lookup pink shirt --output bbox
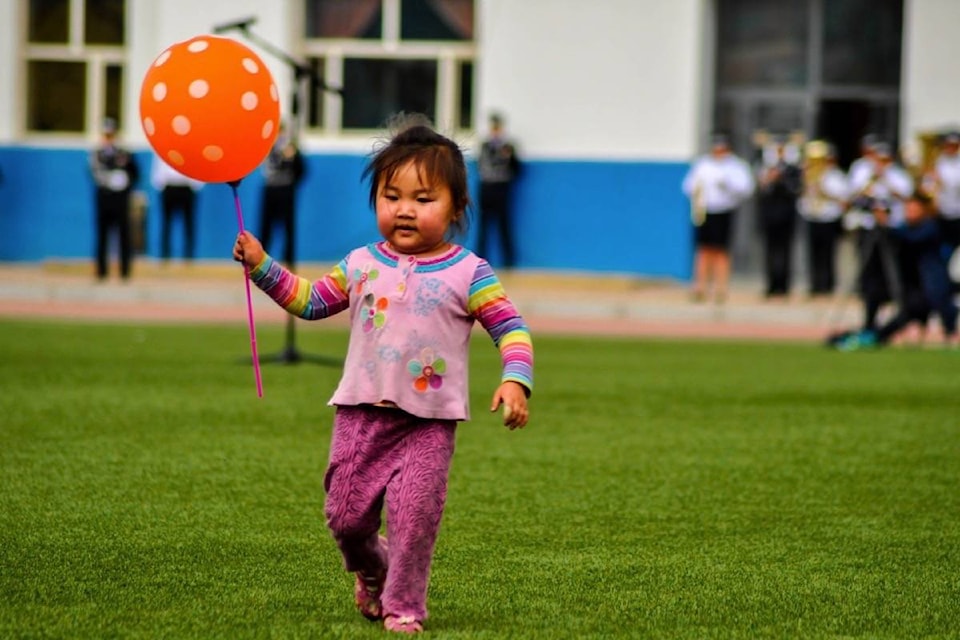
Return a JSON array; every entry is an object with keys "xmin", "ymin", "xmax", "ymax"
[{"xmin": 249, "ymin": 242, "xmax": 534, "ymax": 421}]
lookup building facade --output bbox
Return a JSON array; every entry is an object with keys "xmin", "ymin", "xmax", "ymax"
[{"xmin": 0, "ymin": 0, "xmax": 958, "ymax": 280}]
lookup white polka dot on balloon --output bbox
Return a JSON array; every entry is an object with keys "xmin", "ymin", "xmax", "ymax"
[
  {"xmin": 188, "ymin": 40, "xmax": 209, "ymax": 53},
  {"xmin": 203, "ymin": 146, "xmax": 224, "ymax": 161},
  {"xmin": 172, "ymin": 115, "xmax": 191, "ymax": 135},
  {"xmin": 242, "ymin": 58, "xmax": 259, "ymax": 74},
  {"xmin": 152, "ymin": 83, "xmax": 167, "ymax": 101},
  {"xmin": 241, "ymin": 92, "xmax": 258, "ymax": 110},
  {"xmin": 188, "ymin": 79, "xmax": 209, "ymax": 98}
]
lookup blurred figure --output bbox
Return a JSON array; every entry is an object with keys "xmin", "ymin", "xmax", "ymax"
[
  {"xmin": 755, "ymin": 135, "xmax": 803, "ymax": 298},
  {"xmin": 682, "ymin": 133, "xmax": 755, "ymax": 303},
  {"xmin": 151, "ymin": 155, "xmax": 203, "ymax": 263},
  {"xmin": 846, "ymin": 141, "xmax": 914, "ymax": 333},
  {"xmin": 930, "ymin": 131, "xmax": 960, "ymax": 289},
  {"xmin": 477, "ymin": 112, "xmax": 521, "ymax": 268},
  {"xmin": 259, "ymin": 122, "xmax": 305, "ymax": 266},
  {"xmin": 832, "ymin": 190, "xmax": 957, "ymax": 350},
  {"xmin": 89, "ymin": 117, "xmax": 139, "ymax": 280},
  {"xmin": 799, "ymin": 142, "xmax": 849, "ymax": 296}
]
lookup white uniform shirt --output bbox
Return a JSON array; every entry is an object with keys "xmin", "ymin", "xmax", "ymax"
[
  {"xmin": 848, "ymin": 162, "xmax": 914, "ymax": 228},
  {"xmin": 682, "ymin": 154, "xmax": 755, "ymax": 214},
  {"xmin": 934, "ymin": 153, "xmax": 960, "ymax": 218},
  {"xmin": 799, "ymin": 166, "xmax": 849, "ymax": 222},
  {"xmin": 150, "ymin": 156, "xmax": 203, "ymax": 191}
]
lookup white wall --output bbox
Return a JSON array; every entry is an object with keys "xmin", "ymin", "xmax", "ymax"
[
  {"xmin": 902, "ymin": 0, "xmax": 960, "ymax": 137},
  {"xmin": 126, "ymin": 0, "xmax": 295, "ymax": 146},
  {"xmin": 477, "ymin": 0, "xmax": 705, "ymax": 161},
  {"xmin": 0, "ymin": 1, "xmax": 22, "ymax": 142}
]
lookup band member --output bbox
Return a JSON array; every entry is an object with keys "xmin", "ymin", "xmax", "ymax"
[
  {"xmin": 681, "ymin": 133, "xmax": 755, "ymax": 303},
  {"xmin": 931, "ymin": 131, "xmax": 960, "ymax": 286},
  {"xmin": 89, "ymin": 117, "xmax": 139, "ymax": 280},
  {"xmin": 151, "ymin": 155, "xmax": 203, "ymax": 262},
  {"xmin": 846, "ymin": 141, "xmax": 914, "ymax": 332},
  {"xmin": 756, "ymin": 135, "xmax": 803, "ymax": 298},
  {"xmin": 799, "ymin": 142, "xmax": 849, "ymax": 296},
  {"xmin": 259, "ymin": 121, "xmax": 306, "ymax": 267}
]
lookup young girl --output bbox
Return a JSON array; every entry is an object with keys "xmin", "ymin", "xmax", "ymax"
[{"xmin": 232, "ymin": 114, "xmax": 534, "ymax": 634}]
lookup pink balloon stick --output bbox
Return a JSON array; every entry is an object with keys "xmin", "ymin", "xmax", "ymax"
[{"xmin": 230, "ymin": 183, "xmax": 264, "ymax": 398}]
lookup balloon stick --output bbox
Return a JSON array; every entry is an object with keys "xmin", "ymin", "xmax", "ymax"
[{"xmin": 230, "ymin": 180, "xmax": 264, "ymax": 398}]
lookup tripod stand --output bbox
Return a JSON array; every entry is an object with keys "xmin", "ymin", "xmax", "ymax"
[
  {"xmin": 828, "ymin": 222, "xmax": 903, "ymax": 330},
  {"xmin": 221, "ymin": 18, "xmax": 341, "ymax": 366}
]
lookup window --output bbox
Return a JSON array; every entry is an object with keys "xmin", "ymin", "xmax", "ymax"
[
  {"xmin": 25, "ymin": 0, "xmax": 127, "ymax": 134},
  {"xmin": 302, "ymin": 0, "xmax": 475, "ymax": 134}
]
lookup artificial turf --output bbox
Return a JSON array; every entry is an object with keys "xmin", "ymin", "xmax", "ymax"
[{"xmin": 1, "ymin": 319, "xmax": 958, "ymax": 639}]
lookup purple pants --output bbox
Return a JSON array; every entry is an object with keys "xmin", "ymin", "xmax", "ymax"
[{"xmin": 324, "ymin": 405, "xmax": 457, "ymax": 621}]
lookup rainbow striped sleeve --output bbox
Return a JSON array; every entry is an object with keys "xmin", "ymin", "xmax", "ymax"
[
  {"xmin": 249, "ymin": 255, "xmax": 350, "ymax": 320},
  {"xmin": 467, "ymin": 260, "xmax": 534, "ymax": 393}
]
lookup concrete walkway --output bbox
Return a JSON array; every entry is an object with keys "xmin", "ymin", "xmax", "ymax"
[{"xmin": 0, "ymin": 259, "xmax": 867, "ymax": 342}]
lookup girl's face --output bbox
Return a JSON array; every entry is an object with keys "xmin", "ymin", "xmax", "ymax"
[{"xmin": 376, "ymin": 160, "xmax": 457, "ymax": 256}]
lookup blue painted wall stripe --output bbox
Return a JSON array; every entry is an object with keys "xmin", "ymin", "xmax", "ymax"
[{"xmin": 0, "ymin": 147, "xmax": 692, "ymax": 279}]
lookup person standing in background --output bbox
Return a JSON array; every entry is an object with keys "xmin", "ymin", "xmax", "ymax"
[
  {"xmin": 477, "ymin": 112, "xmax": 521, "ymax": 269},
  {"xmin": 798, "ymin": 142, "xmax": 849, "ymax": 297},
  {"xmin": 681, "ymin": 133, "xmax": 755, "ymax": 304},
  {"xmin": 755, "ymin": 135, "xmax": 803, "ymax": 299},
  {"xmin": 259, "ymin": 121, "xmax": 305, "ymax": 267},
  {"xmin": 151, "ymin": 154, "xmax": 203, "ymax": 263},
  {"xmin": 90, "ymin": 117, "xmax": 139, "ymax": 281},
  {"xmin": 929, "ymin": 131, "xmax": 960, "ymax": 290}
]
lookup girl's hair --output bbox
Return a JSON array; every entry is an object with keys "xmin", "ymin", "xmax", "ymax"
[{"xmin": 363, "ymin": 113, "xmax": 470, "ymax": 238}]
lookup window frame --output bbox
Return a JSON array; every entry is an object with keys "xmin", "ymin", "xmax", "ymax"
[
  {"xmin": 22, "ymin": 0, "xmax": 128, "ymax": 141},
  {"xmin": 300, "ymin": 0, "xmax": 476, "ymax": 140}
]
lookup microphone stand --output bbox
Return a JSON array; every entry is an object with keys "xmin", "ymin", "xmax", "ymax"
[{"xmin": 225, "ymin": 20, "xmax": 342, "ymax": 366}]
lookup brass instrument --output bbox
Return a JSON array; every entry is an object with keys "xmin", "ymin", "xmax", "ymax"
[
  {"xmin": 801, "ymin": 139, "xmax": 832, "ymax": 219},
  {"xmin": 690, "ymin": 183, "xmax": 706, "ymax": 226},
  {"xmin": 910, "ymin": 130, "xmax": 942, "ymax": 202}
]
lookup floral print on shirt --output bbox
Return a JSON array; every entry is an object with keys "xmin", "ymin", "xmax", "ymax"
[{"xmin": 408, "ymin": 347, "xmax": 445, "ymax": 392}]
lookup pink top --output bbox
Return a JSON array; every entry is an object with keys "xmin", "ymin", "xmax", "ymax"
[{"xmin": 249, "ymin": 242, "xmax": 534, "ymax": 420}]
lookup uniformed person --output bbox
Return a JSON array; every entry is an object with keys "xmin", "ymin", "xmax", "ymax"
[
  {"xmin": 477, "ymin": 112, "xmax": 521, "ymax": 269},
  {"xmin": 259, "ymin": 122, "xmax": 305, "ymax": 267},
  {"xmin": 681, "ymin": 133, "xmax": 755, "ymax": 303},
  {"xmin": 151, "ymin": 154, "xmax": 203, "ymax": 262},
  {"xmin": 90, "ymin": 117, "xmax": 140, "ymax": 280},
  {"xmin": 931, "ymin": 131, "xmax": 960, "ymax": 287},
  {"xmin": 756, "ymin": 135, "xmax": 803, "ymax": 298},
  {"xmin": 798, "ymin": 142, "xmax": 849, "ymax": 296}
]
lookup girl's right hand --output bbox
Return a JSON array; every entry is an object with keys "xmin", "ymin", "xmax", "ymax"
[{"xmin": 233, "ymin": 231, "xmax": 265, "ymax": 268}]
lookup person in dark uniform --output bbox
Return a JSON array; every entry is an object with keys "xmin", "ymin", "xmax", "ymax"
[
  {"xmin": 259, "ymin": 122, "xmax": 305, "ymax": 266},
  {"xmin": 477, "ymin": 112, "xmax": 521, "ymax": 268},
  {"xmin": 89, "ymin": 117, "xmax": 139, "ymax": 280},
  {"xmin": 151, "ymin": 154, "xmax": 203, "ymax": 262},
  {"xmin": 756, "ymin": 135, "xmax": 803, "ymax": 298}
]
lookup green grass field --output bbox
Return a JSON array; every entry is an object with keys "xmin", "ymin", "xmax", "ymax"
[{"xmin": 1, "ymin": 319, "xmax": 958, "ymax": 639}]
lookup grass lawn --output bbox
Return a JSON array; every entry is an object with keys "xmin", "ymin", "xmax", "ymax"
[{"xmin": 1, "ymin": 319, "xmax": 958, "ymax": 639}]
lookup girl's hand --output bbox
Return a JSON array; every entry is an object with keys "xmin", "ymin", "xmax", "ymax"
[
  {"xmin": 490, "ymin": 381, "xmax": 529, "ymax": 430},
  {"xmin": 233, "ymin": 231, "xmax": 265, "ymax": 268}
]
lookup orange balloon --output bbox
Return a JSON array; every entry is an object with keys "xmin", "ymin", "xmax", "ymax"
[{"xmin": 139, "ymin": 35, "xmax": 281, "ymax": 183}]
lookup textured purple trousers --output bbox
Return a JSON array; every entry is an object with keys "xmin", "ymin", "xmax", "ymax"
[{"xmin": 324, "ymin": 405, "xmax": 457, "ymax": 621}]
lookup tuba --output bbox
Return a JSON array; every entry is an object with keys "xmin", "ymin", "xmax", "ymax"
[
  {"xmin": 909, "ymin": 130, "xmax": 943, "ymax": 203},
  {"xmin": 801, "ymin": 139, "xmax": 832, "ymax": 219}
]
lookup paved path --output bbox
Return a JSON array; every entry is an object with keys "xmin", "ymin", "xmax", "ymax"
[{"xmin": 0, "ymin": 260, "xmax": 869, "ymax": 342}]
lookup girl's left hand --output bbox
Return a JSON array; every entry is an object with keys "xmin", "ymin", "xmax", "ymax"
[{"xmin": 490, "ymin": 381, "xmax": 529, "ymax": 430}]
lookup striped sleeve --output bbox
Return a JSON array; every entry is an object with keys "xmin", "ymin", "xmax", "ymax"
[
  {"xmin": 249, "ymin": 255, "xmax": 350, "ymax": 320},
  {"xmin": 467, "ymin": 260, "xmax": 534, "ymax": 394}
]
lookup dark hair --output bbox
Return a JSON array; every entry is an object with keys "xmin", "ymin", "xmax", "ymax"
[{"xmin": 362, "ymin": 113, "xmax": 470, "ymax": 238}]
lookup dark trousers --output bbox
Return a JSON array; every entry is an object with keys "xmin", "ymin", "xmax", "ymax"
[
  {"xmin": 806, "ymin": 220, "xmax": 840, "ymax": 294},
  {"xmin": 95, "ymin": 192, "xmax": 132, "ymax": 279},
  {"xmin": 259, "ymin": 185, "xmax": 296, "ymax": 266},
  {"xmin": 160, "ymin": 186, "xmax": 196, "ymax": 260},
  {"xmin": 477, "ymin": 182, "xmax": 515, "ymax": 268},
  {"xmin": 763, "ymin": 223, "xmax": 795, "ymax": 296},
  {"xmin": 914, "ymin": 239, "xmax": 958, "ymax": 336}
]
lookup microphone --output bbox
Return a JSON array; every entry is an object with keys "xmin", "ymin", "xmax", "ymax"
[{"xmin": 212, "ymin": 16, "xmax": 257, "ymax": 34}]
